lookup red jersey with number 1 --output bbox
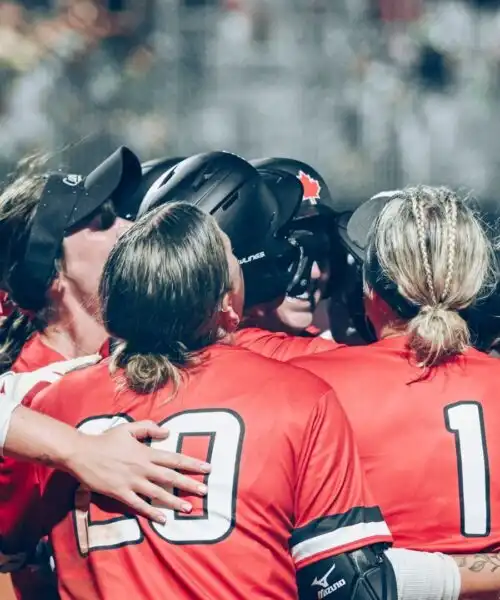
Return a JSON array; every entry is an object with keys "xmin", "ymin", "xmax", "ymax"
[
  {"xmin": 15, "ymin": 344, "xmax": 391, "ymax": 600},
  {"xmin": 290, "ymin": 336, "xmax": 500, "ymax": 553}
]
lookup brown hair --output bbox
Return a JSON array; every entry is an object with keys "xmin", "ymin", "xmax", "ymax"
[
  {"xmin": 0, "ymin": 156, "xmax": 52, "ymax": 372},
  {"xmin": 100, "ymin": 202, "xmax": 232, "ymax": 394}
]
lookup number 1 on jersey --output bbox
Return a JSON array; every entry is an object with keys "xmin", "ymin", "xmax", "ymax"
[{"xmin": 444, "ymin": 401, "xmax": 490, "ymax": 537}]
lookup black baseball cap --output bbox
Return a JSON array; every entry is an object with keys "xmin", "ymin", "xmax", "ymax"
[
  {"xmin": 337, "ymin": 190, "xmax": 421, "ymax": 319},
  {"xmin": 8, "ymin": 146, "xmax": 142, "ymax": 311},
  {"xmin": 337, "ymin": 190, "xmax": 401, "ymax": 263}
]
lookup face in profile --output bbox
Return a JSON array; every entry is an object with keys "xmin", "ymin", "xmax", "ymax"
[
  {"xmin": 246, "ymin": 230, "xmax": 332, "ymax": 335},
  {"xmin": 60, "ymin": 201, "xmax": 132, "ymax": 310},
  {"xmin": 276, "ymin": 255, "xmax": 330, "ymax": 333}
]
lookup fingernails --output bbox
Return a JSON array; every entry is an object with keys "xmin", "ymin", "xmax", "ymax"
[
  {"xmin": 200, "ymin": 463, "xmax": 211, "ymax": 473},
  {"xmin": 181, "ymin": 503, "xmax": 192, "ymax": 514},
  {"xmin": 153, "ymin": 513, "xmax": 167, "ymax": 524},
  {"xmin": 197, "ymin": 484, "xmax": 208, "ymax": 495}
]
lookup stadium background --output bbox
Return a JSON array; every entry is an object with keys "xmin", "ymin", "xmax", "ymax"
[{"xmin": 1, "ymin": 0, "xmax": 500, "ymax": 597}]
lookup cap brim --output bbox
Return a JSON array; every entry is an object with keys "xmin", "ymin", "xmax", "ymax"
[
  {"xmin": 118, "ymin": 156, "xmax": 187, "ymax": 221},
  {"xmin": 67, "ymin": 146, "xmax": 142, "ymax": 228},
  {"xmin": 337, "ymin": 194, "xmax": 395, "ymax": 262}
]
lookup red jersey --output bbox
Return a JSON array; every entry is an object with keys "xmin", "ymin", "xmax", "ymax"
[
  {"xmin": 0, "ymin": 335, "xmax": 64, "ymax": 600},
  {"xmin": 234, "ymin": 326, "xmax": 341, "ymax": 361},
  {"xmin": 290, "ymin": 336, "xmax": 500, "ymax": 553},
  {"xmin": 14, "ymin": 344, "xmax": 391, "ymax": 600}
]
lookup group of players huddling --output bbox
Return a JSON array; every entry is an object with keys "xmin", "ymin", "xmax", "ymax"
[{"xmin": 1, "ymin": 147, "xmax": 500, "ymax": 600}]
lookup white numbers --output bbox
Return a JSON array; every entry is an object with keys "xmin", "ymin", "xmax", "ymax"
[
  {"xmin": 73, "ymin": 410, "xmax": 244, "ymax": 555},
  {"xmin": 151, "ymin": 410, "xmax": 243, "ymax": 543},
  {"xmin": 444, "ymin": 402, "xmax": 490, "ymax": 537},
  {"xmin": 74, "ymin": 416, "xmax": 142, "ymax": 556}
]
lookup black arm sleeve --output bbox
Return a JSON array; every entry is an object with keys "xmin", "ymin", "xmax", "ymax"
[{"xmin": 297, "ymin": 544, "xmax": 397, "ymax": 600}]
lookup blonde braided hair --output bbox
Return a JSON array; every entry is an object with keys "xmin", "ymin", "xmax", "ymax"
[{"xmin": 370, "ymin": 186, "xmax": 495, "ymax": 367}]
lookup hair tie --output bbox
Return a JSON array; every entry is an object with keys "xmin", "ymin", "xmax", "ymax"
[{"xmin": 421, "ymin": 303, "xmax": 447, "ymax": 315}]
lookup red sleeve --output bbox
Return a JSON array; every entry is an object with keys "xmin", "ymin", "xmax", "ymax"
[
  {"xmin": 291, "ymin": 390, "xmax": 392, "ymax": 569},
  {"xmin": 234, "ymin": 327, "xmax": 340, "ymax": 361},
  {"xmin": 0, "ymin": 378, "xmax": 54, "ymax": 541}
]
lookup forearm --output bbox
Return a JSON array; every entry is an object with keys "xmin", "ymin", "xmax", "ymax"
[
  {"xmin": 388, "ymin": 548, "xmax": 500, "ymax": 600},
  {"xmin": 453, "ymin": 553, "xmax": 500, "ymax": 599},
  {"xmin": 3, "ymin": 405, "xmax": 76, "ymax": 470}
]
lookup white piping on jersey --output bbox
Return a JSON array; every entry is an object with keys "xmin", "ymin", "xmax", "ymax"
[{"xmin": 291, "ymin": 520, "xmax": 392, "ymax": 565}]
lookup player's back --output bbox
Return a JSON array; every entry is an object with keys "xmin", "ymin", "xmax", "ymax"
[
  {"xmin": 31, "ymin": 343, "xmax": 389, "ymax": 600},
  {"xmin": 291, "ymin": 335, "xmax": 500, "ymax": 553}
]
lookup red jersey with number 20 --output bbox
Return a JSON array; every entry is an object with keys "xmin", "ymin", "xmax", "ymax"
[
  {"xmin": 21, "ymin": 344, "xmax": 391, "ymax": 600},
  {"xmin": 291, "ymin": 336, "xmax": 500, "ymax": 553}
]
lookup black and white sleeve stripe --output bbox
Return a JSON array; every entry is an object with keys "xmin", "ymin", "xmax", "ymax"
[{"xmin": 290, "ymin": 506, "xmax": 391, "ymax": 566}]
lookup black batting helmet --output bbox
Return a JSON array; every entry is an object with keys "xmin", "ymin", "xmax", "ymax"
[
  {"xmin": 138, "ymin": 151, "xmax": 304, "ymax": 307},
  {"xmin": 118, "ymin": 156, "xmax": 185, "ymax": 221},
  {"xmin": 251, "ymin": 157, "xmax": 347, "ymax": 299},
  {"xmin": 251, "ymin": 157, "xmax": 336, "ymax": 226}
]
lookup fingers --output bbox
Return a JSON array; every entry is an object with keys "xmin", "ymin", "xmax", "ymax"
[
  {"xmin": 125, "ymin": 421, "xmax": 169, "ymax": 441},
  {"xmin": 134, "ymin": 481, "xmax": 194, "ymax": 515},
  {"xmin": 119, "ymin": 491, "xmax": 168, "ymax": 524},
  {"xmin": 145, "ymin": 464, "xmax": 208, "ymax": 496},
  {"xmin": 150, "ymin": 449, "xmax": 211, "ymax": 474},
  {"xmin": 126, "ymin": 423, "xmax": 212, "ymax": 474}
]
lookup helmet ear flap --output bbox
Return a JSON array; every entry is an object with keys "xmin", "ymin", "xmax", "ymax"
[{"xmin": 240, "ymin": 236, "xmax": 303, "ymax": 308}]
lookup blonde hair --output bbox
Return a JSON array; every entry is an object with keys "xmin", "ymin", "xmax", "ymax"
[
  {"xmin": 368, "ymin": 186, "xmax": 496, "ymax": 367},
  {"xmin": 101, "ymin": 202, "xmax": 232, "ymax": 395}
]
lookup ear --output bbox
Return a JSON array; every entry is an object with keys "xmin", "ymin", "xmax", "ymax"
[
  {"xmin": 220, "ymin": 291, "xmax": 240, "ymax": 333},
  {"xmin": 46, "ymin": 270, "xmax": 65, "ymax": 303}
]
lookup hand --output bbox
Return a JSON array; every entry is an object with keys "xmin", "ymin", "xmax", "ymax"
[{"xmin": 64, "ymin": 420, "xmax": 211, "ymax": 524}]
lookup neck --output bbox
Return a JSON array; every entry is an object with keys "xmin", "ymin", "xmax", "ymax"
[
  {"xmin": 375, "ymin": 320, "xmax": 408, "ymax": 340},
  {"xmin": 40, "ymin": 299, "xmax": 107, "ymax": 360}
]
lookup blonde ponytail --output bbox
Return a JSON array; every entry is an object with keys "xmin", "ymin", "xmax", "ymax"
[
  {"xmin": 111, "ymin": 341, "xmax": 200, "ymax": 395},
  {"xmin": 407, "ymin": 306, "xmax": 469, "ymax": 367}
]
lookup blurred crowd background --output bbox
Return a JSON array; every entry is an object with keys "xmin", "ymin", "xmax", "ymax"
[{"xmin": 1, "ymin": 0, "xmax": 500, "ymax": 208}]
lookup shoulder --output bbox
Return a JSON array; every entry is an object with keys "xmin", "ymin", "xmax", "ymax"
[
  {"xmin": 30, "ymin": 360, "xmax": 110, "ymax": 420},
  {"xmin": 233, "ymin": 327, "xmax": 339, "ymax": 360},
  {"xmin": 212, "ymin": 344, "xmax": 335, "ymax": 405},
  {"xmin": 290, "ymin": 342, "xmax": 372, "ymax": 369}
]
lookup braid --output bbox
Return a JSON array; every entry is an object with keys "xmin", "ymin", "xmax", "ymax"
[
  {"xmin": 442, "ymin": 191, "xmax": 458, "ymax": 301},
  {"xmin": 411, "ymin": 192, "xmax": 437, "ymax": 304},
  {"xmin": 370, "ymin": 185, "xmax": 493, "ymax": 367}
]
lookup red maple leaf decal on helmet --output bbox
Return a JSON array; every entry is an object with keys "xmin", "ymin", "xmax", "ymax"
[{"xmin": 297, "ymin": 170, "xmax": 321, "ymax": 203}]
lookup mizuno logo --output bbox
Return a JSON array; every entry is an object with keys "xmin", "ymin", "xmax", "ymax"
[
  {"xmin": 312, "ymin": 563, "xmax": 336, "ymax": 589},
  {"xmin": 312, "ymin": 563, "xmax": 346, "ymax": 599}
]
